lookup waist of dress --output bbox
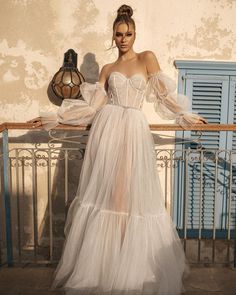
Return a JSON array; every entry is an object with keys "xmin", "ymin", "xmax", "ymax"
[{"xmin": 106, "ymin": 103, "xmax": 141, "ymax": 111}]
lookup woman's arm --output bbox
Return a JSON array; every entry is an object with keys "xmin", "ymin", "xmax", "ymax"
[
  {"xmin": 99, "ymin": 63, "xmax": 113, "ymax": 92},
  {"xmin": 28, "ymin": 67, "xmax": 109, "ymax": 130},
  {"xmin": 144, "ymin": 51, "xmax": 207, "ymax": 125},
  {"xmin": 144, "ymin": 50, "xmax": 161, "ymax": 74}
]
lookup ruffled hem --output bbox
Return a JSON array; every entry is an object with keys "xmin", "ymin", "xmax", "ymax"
[{"xmin": 51, "ymin": 203, "xmax": 188, "ymax": 295}]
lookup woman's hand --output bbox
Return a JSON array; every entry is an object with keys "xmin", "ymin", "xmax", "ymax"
[
  {"xmin": 27, "ymin": 117, "xmax": 42, "ymax": 127},
  {"xmin": 195, "ymin": 116, "xmax": 208, "ymax": 124}
]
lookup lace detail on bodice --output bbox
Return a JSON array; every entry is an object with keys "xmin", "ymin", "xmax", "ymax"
[{"xmin": 108, "ymin": 72, "xmax": 147, "ymax": 109}]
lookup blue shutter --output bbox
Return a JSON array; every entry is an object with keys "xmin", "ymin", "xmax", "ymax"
[
  {"xmin": 231, "ymin": 78, "xmax": 236, "ymax": 230},
  {"xmin": 225, "ymin": 77, "xmax": 236, "ymax": 231},
  {"xmin": 174, "ymin": 74, "xmax": 230, "ymax": 237}
]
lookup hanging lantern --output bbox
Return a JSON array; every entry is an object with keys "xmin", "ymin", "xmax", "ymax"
[{"xmin": 51, "ymin": 49, "xmax": 85, "ymax": 100}]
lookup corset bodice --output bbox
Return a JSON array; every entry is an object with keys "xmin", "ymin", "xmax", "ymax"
[{"xmin": 107, "ymin": 72, "xmax": 147, "ymax": 109}]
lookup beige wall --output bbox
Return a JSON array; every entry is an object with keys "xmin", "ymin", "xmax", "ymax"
[
  {"xmin": 0, "ymin": 0, "xmax": 236, "ymax": 124},
  {"xmin": 1, "ymin": 0, "xmax": 236, "ymax": 252}
]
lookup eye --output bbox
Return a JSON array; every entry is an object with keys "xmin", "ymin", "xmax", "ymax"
[
  {"xmin": 126, "ymin": 33, "xmax": 133, "ymax": 36},
  {"xmin": 115, "ymin": 32, "xmax": 122, "ymax": 37}
]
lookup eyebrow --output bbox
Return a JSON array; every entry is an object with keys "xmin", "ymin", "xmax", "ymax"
[{"xmin": 116, "ymin": 31, "xmax": 133, "ymax": 34}]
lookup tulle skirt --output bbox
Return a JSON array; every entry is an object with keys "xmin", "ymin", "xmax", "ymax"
[{"xmin": 50, "ymin": 104, "xmax": 188, "ymax": 295}]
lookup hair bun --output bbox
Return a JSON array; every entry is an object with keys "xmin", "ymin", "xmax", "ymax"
[{"xmin": 117, "ymin": 4, "xmax": 133, "ymax": 18}]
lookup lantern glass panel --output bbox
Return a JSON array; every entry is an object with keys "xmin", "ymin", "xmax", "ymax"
[
  {"xmin": 62, "ymin": 85, "xmax": 71, "ymax": 99},
  {"xmin": 71, "ymin": 86, "xmax": 79, "ymax": 98},
  {"xmin": 62, "ymin": 71, "xmax": 72, "ymax": 84},
  {"xmin": 54, "ymin": 70, "xmax": 63, "ymax": 84},
  {"xmin": 72, "ymin": 71, "xmax": 81, "ymax": 84},
  {"xmin": 54, "ymin": 85, "xmax": 62, "ymax": 97}
]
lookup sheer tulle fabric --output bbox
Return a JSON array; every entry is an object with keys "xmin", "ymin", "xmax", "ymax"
[
  {"xmin": 43, "ymin": 71, "xmax": 193, "ymax": 294},
  {"xmin": 51, "ymin": 104, "xmax": 188, "ymax": 295},
  {"xmin": 40, "ymin": 82, "xmax": 107, "ymax": 130},
  {"xmin": 146, "ymin": 71, "xmax": 202, "ymax": 128},
  {"xmin": 40, "ymin": 71, "xmax": 203, "ymax": 130}
]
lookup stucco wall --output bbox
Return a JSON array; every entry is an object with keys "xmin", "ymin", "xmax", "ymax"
[
  {"xmin": 0, "ymin": 0, "xmax": 236, "ymax": 124},
  {"xmin": 1, "ymin": 0, "xmax": 236, "ymax": 259}
]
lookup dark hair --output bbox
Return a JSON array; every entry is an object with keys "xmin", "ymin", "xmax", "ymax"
[
  {"xmin": 110, "ymin": 4, "xmax": 136, "ymax": 48},
  {"xmin": 113, "ymin": 5, "xmax": 135, "ymax": 31}
]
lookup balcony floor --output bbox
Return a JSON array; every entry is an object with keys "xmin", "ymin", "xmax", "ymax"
[{"xmin": 0, "ymin": 265, "xmax": 236, "ymax": 294}]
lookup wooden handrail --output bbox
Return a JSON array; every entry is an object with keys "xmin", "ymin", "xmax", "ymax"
[{"xmin": 0, "ymin": 122, "xmax": 236, "ymax": 132}]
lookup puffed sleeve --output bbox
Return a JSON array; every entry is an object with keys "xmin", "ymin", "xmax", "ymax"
[
  {"xmin": 146, "ymin": 71, "xmax": 205, "ymax": 129},
  {"xmin": 40, "ymin": 82, "xmax": 108, "ymax": 130}
]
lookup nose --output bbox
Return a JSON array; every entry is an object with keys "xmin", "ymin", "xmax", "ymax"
[{"xmin": 121, "ymin": 34, "xmax": 127, "ymax": 42}]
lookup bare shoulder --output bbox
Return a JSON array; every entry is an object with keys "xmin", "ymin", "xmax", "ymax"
[
  {"xmin": 99, "ymin": 62, "xmax": 114, "ymax": 84},
  {"xmin": 138, "ymin": 51, "xmax": 161, "ymax": 74},
  {"xmin": 100, "ymin": 63, "xmax": 114, "ymax": 77},
  {"xmin": 138, "ymin": 50, "xmax": 157, "ymax": 60}
]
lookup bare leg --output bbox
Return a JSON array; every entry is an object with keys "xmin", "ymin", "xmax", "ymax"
[{"xmin": 112, "ymin": 137, "xmax": 130, "ymax": 248}]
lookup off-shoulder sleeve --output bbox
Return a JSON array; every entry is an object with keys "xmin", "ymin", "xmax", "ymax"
[
  {"xmin": 146, "ymin": 71, "xmax": 205, "ymax": 129},
  {"xmin": 40, "ymin": 82, "xmax": 108, "ymax": 130}
]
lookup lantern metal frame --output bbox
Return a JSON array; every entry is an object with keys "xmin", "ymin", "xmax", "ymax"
[{"xmin": 51, "ymin": 49, "xmax": 85, "ymax": 100}]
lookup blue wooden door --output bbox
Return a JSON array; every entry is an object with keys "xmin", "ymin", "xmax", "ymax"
[
  {"xmin": 174, "ymin": 74, "xmax": 235, "ymax": 238},
  {"xmin": 225, "ymin": 76, "xmax": 236, "ymax": 234}
]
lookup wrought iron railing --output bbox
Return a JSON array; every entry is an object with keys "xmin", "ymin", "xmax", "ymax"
[{"xmin": 0, "ymin": 123, "xmax": 235, "ymax": 268}]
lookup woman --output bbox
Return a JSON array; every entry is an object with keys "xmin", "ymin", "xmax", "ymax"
[{"xmin": 34, "ymin": 4, "xmax": 207, "ymax": 295}]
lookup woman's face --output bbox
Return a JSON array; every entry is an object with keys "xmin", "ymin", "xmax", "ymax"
[{"xmin": 114, "ymin": 22, "xmax": 135, "ymax": 53}]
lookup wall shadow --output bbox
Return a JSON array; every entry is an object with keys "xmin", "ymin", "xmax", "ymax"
[{"xmin": 0, "ymin": 52, "xmax": 100, "ymax": 263}]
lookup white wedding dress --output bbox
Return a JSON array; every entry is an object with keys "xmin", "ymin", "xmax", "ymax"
[{"xmin": 41, "ymin": 70, "xmax": 201, "ymax": 295}]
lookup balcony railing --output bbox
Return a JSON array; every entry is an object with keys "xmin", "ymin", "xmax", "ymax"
[{"xmin": 0, "ymin": 122, "xmax": 236, "ymax": 268}]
